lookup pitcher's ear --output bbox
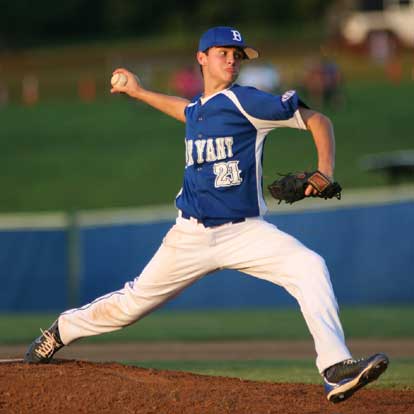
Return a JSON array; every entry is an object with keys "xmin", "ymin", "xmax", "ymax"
[{"xmin": 197, "ymin": 51, "xmax": 207, "ymax": 65}]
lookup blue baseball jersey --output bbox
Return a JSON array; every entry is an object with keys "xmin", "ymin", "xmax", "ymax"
[{"xmin": 175, "ymin": 84, "xmax": 307, "ymax": 227}]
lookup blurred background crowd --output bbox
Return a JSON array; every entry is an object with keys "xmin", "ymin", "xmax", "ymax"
[{"xmin": 1, "ymin": 0, "xmax": 413, "ymax": 108}]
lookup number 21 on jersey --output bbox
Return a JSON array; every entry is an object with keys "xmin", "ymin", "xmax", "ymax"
[{"xmin": 213, "ymin": 161, "xmax": 243, "ymax": 188}]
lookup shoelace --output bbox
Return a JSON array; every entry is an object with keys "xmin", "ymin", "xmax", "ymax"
[
  {"xmin": 343, "ymin": 357, "xmax": 364, "ymax": 366},
  {"xmin": 34, "ymin": 329, "xmax": 60, "ymax": 358}
]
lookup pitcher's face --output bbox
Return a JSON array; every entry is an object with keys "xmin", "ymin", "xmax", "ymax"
[{"xmin": 198, "ymin": 47, "xmax": 244, "ymax": 87}]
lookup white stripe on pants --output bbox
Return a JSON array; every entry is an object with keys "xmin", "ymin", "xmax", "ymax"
[{"xmin": 59, "ymin": 216, "xmax": 351, "ymax": 372}]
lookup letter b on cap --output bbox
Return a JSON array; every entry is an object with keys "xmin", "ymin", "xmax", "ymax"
[{"xmin": 231, "ymin": 30, "xmax": 242, "ymax": 41}]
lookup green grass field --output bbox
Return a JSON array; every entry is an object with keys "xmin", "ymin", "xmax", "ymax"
[
  {"xmin": 1, "ymin": 307, "xmax": 413, "ymax": 389},
  {"xmin": 1, "ymin": 80, "xmax": 413, "ymax": 213},
  {"xmin": 1, "ymin": 306, "xmax": 413, "ymax": 344}
]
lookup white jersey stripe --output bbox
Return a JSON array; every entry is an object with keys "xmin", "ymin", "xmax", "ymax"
[
  {"xmin": 255, "ymin": 129, "xmax": 268, "ymax": 215},
  {"xmin": 221, "ymin": 90, "xmax": 307, "ymax": 132}
]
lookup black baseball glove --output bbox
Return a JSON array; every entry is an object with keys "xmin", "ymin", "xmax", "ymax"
[{"xmin": 267, "ymin": 170, "xmax": 342, "ymax": 204}]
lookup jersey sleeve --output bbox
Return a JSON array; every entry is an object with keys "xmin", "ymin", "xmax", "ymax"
[
  {"xmin": 229, "ymin": 85, "xmax": 307, "ymax": 131},
  {"xmin": 184, "ymin": 94, "xmax": 201, "ymax": 117}
]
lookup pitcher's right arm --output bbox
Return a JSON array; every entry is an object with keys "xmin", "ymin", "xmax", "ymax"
[{"xmin": 110, "ymin": 68, "xmax": 190, "ymax": 123}]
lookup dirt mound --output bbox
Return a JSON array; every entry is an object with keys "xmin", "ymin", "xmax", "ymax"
[{"xmin": 0, "ymin": 360, "xmax": 412, "ymax": 414}]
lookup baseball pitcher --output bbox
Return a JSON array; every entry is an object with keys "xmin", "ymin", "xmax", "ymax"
[{"xmin": 24, "ymin": 26, "xmax": 388, "ymax": 404}]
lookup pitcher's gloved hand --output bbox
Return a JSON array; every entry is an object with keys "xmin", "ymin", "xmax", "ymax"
[{"xmin": 267, "ymin": 170, "xmax": 342, "ymax": 204}]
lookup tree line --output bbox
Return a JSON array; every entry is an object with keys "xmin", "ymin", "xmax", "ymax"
[{"xmin": 0, "ymin": 0, "xmax": 333, "ymax": 49}]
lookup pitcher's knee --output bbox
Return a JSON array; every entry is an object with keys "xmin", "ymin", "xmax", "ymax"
[
  {"xmin": 293, "ymin": 249, "xmax": 329, "ymax": 281},
  {"xmin": 309, "ymin": 251, "xmax": 328, "ymax": 272},
  {"xmin": 296, "ymin": 247, "xmax": 325, "ymax": 266}
]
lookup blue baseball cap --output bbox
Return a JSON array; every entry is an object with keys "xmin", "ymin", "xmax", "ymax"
[{"xmin": 198, "ymin": 26, "xmax": 259, "ymax": 60}]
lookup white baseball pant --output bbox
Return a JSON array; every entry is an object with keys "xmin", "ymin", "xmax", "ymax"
[{"xmin": 59, "ymin": 215, "xmax": 351, "ymax": 373}]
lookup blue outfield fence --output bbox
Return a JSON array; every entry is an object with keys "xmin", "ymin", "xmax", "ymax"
[
  {"xmin": 1, "ymin": 200, "xmax": 414, "ymax": 312},
  {"xmin": 0, "ymin": 229, "xmax": 68, "ymax": 310}
]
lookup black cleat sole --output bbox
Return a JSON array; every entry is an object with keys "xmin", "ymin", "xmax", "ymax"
[{"xmin": 330, "ymin": 355, "xmax": 389, "ymax": 404}]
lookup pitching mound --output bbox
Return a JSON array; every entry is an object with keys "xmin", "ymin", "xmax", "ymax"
[{"xmin": 0, "ymin": 360, "xmax": 412, "ymax": 414}]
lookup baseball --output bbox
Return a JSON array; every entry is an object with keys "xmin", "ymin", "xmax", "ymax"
[{"xmin": 111, "ymin": 73, "xmax": 128, "ymax": 87}]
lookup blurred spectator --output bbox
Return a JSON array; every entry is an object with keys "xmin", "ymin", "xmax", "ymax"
[
  {"xmin": 237, "ymin": 63, "xmax": 280, "ymax": 93},
  {"xmin": 368, "ymin": 31, "xmax": 396, "ymax": 65},
  {"xmin": 169, "ymin": 65, "xmax": 202, "ymax": 99},
  {"xmin": 22, "ymin": 74, "xmax": 39, "ymax": 105},
  {"xmin": 302, "ymin": 56, "xmax": 343, "ymax": 109}
]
